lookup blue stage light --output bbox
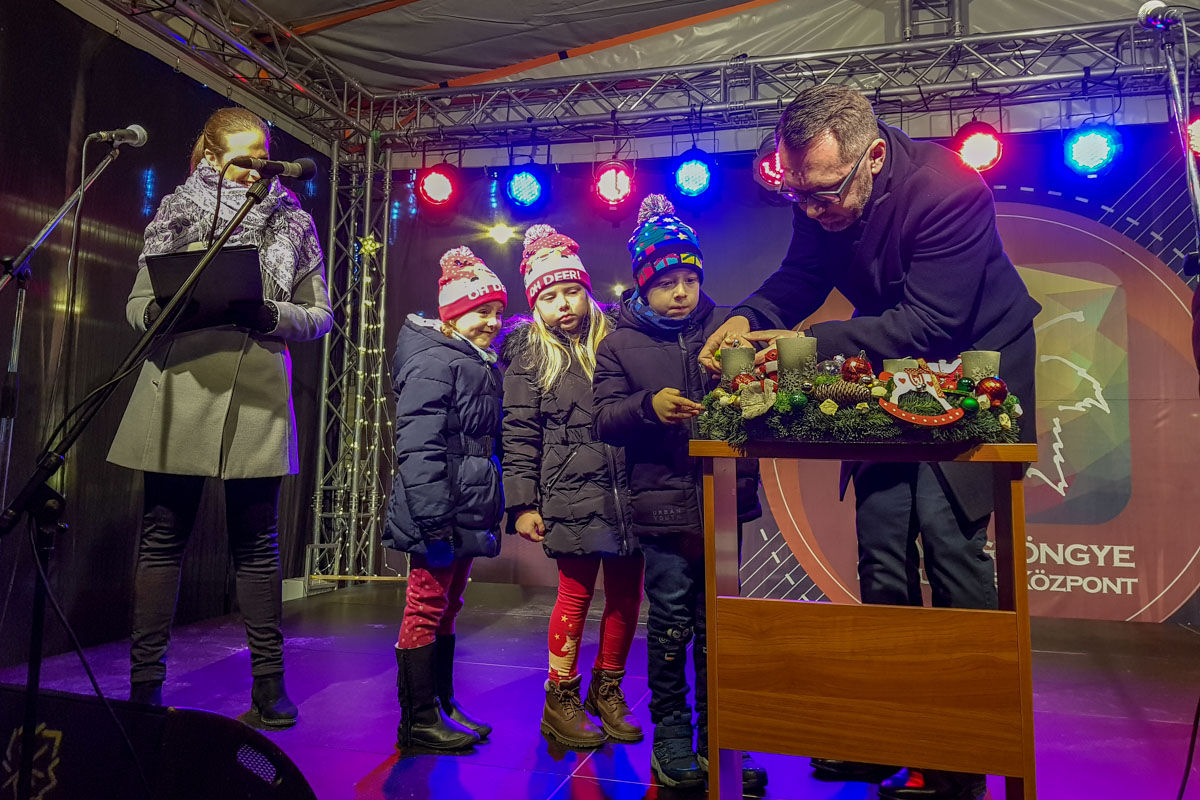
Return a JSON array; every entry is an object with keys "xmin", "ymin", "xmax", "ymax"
[
  {"xmin": 1065, "ymin": 123, "xmax": 1121, "ymax": 175},
  {"xmin": 674, "ymin": 149, "xmax": 712, "ymax": 196},
  {"xmin": 506, "ymin": 169, "xmax": 544, "ymax": 207}
]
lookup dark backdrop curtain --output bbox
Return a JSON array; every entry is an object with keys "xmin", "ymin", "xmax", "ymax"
[{"xmin": 0, "ymin": 1, "xmax": 329, "ymax": 666}]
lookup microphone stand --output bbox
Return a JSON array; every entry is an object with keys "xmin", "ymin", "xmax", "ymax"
[
  {"xmin": 1, "ymin": 178, "xmax": 271, "ymax": 800},
  {"xmin": 0, "ymin": 145, "xmax": 124, "ymax": 506},
  {"xmin": 1151, "ymin": 14, "xmax": 1200, "ymax": 274}
]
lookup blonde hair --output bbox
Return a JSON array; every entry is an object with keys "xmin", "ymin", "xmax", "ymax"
[
  {"xmin": 189, "ymin": 107, "xmax": 271, "ymax": 171},
  {"xmin": 524, "ymin": 294, "xmax": 611, "ymax": 392}
]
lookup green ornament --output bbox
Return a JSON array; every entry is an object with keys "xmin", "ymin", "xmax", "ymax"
[
  {"xmin": 957, "ymin": 377, "xmax": 975, "ymax": 392},
  {"xmin": 961, "ymin": 396, "xmax": 980, "ymax": 413},
  {"xmin": 793, "ymin": 392, "xmax": 808, "ymax": 407}
]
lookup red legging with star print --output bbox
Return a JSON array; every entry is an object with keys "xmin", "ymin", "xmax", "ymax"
[
  {"xmin": 397, "ymin": 555, "xmax": 473, "ymax": 649},
  {"xmin": 548, "ymin": 554, "xmax": 644, "ymax": 682}
]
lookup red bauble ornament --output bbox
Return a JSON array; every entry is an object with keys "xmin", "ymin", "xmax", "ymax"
[
  {"xmin": 975, "ymin": 376, "xmax": 1008, "ymax": 406},
  {"xmin": 841, "ymin": 352, "xmax": 875, "ymax": 383},
  {"xmin": 731, "ymin": 373, "xmax": 756, "ymax": 391}
]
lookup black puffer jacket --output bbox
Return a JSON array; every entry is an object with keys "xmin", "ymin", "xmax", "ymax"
[
  {"xmin": 500, "ymin": 313, "xmax": 635, "ymax": 558},
  {"xmin": 592, "ymin": 292, "xmax": 761, "ymax": 537},
  {"xmin": 383, "ymin": 315, "xmax": 503, "ymax": 560}
]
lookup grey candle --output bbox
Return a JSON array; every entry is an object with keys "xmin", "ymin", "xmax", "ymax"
[
  {"xmin": 883, "ymin": 357, "xmax": 920, "ymax": 374},
  {"xmin": 720, "ymin": 346, "xmax": 756, "ymax": 381},
  {"xmin": 777, "ymin": 336, "xmax": 817, "ymax": 372}
]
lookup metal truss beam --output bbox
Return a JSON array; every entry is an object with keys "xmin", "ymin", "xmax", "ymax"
[
  {"xmin": 58, "ymin": 0, "xmax": 372, "ymax": 152},
  {"xmin": 374, "ymin": 18, "xmax": 1195, "ymax": 151},
  {"xmin": 306, "ymin": 137, "xmax": 391, "ymax": 590}
]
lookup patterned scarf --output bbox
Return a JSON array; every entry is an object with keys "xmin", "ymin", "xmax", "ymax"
[
  {"xmin": 139, "ymin": 161, "xmax": 321, "ymax": 301},
  {"xmin": 628, "ymin": 292, "xmax": 693, "ymax": 332}
]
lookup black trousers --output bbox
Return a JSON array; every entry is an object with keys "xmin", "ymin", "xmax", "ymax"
[
  {"xmin": 130, "ymin": 472, "xmax": 285, "ymax": 684},
  {"xmin": 854, "ymin": 462, "xmax": 996, "ymax": 610},
  {"xmin": 642, "ymin": 527, "xmax": 743, "ymax": 727}
]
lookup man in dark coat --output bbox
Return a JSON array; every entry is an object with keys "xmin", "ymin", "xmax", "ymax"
[{"xmin": 699, "ymin": 85, "xmax": 1040, "ymax": 800}]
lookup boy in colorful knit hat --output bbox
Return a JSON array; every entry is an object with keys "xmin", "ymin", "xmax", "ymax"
[
  {"xmin": 385, "ymin": 246, "xmax": 507, "ymax": 753},
  {"xmin": 592, "ymin": 196, "xmax": 766, "ymax": 792}
]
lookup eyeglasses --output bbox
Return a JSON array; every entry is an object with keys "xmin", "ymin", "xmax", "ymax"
[{"xmin": 777, "ymin": 143, "xmax": 872, "ymax": 206}]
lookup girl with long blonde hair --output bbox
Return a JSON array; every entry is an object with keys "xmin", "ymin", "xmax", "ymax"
[{"xmin": 500, "ymin": 224, "xmax": 643, "ymax": 750}]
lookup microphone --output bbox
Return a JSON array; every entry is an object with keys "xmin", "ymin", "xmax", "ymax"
[
  {"xmin": 88, "ymin": 124, "xmax": 148, "ymax": 147},
  {"xmin": 228, "ymin": 156, "xmax": 318, "ymax": 180},
  {"xmin": 1139, "ymin": 1, "xmax": 1188, "ymax": 28}
]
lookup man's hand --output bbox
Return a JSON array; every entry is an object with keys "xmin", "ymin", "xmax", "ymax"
[
  {"xmin": 652, "ymin": 388, "xmax": 705, "ymax": 425},
  {"xmin": 698, "ymin": 315, "xmax": 752, "ymax": 376},
  {"xmin": 514, "ymin": 510, "xmax": 546, "ymax": 543}
]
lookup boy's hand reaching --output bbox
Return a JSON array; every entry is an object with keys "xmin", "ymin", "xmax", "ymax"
[{"xmin": 652, "ymin": 388, "xmax": 704, "ymax": 425}]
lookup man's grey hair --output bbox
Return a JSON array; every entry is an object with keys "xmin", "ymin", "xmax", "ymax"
[{"xmin": 775, "ymin": 85, "xmax": 878, "ymax": 163}]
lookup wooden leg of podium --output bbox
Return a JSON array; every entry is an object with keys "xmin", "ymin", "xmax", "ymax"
[
  {"xmin": 993, "ymin": 462, "xmax": 1037, "ymax": 800},
  {"xmin": 703, "ymin": 456, "xmax": 741, "ymax": 799}
]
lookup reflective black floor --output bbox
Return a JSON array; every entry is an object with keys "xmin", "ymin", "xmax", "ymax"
[{"xmin": 3, "ymin": 582, "xmax": 1198, "ymax": 799}]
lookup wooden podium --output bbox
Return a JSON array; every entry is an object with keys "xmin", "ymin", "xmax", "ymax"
[{"xmin": 693, "ymin": 440, "xmax": 1038, "ymax": 800}]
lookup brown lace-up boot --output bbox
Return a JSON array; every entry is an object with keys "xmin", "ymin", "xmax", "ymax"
[
  {"xmin": 583, "ymin": 668, "xmax": 643, "ymax": 743},
  {"xmin": 541, "ymin": 675, "xmax": 606, "ymax": 749}
]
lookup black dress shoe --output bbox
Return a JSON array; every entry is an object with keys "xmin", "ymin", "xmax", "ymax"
[
  {"xmin": 810, "ymin": 757, "xmax": 899, "ymax": 783},
  {"xmin": 877, "ymin": 768, "xmax": 987, "ymax": 800}
]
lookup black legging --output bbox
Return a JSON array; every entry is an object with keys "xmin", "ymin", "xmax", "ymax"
[{"xmin": 130, "ymin": 472, "xmax": 284, "ymax": 684}]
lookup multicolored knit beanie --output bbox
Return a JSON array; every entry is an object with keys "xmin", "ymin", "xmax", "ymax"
[
  {"xmin": 437, "ymin": 246, "xmax": 508, "ymax": 322},
  {"xmin": 627, "ymin": 194, "xmax": 703, "ymax": 294},
  {"xmin": 519, "ymin": 223, "xmax": 592, "ymax": 307}
]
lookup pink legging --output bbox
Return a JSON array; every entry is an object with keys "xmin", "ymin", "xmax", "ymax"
[
  {"xmin": 548, "ymin": 553, "xmax": 645, "ymax": 682},
  {"xmin": 397, "ymin": 555, "xmax": 473, "ymax": 649}
]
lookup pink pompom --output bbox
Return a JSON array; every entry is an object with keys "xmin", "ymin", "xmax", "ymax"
[
  {"xmin": 440, "ymin": 246, "xmax": 478, "ymax": 269},
  {"xmin": 523, "ymin": 223, "xmax": 557, "ymax": 251}
]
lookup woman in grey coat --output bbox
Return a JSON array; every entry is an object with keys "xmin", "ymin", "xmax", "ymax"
[{"xmin": 107, "ymin": 107, "xmax": 332, "ymax": 726}]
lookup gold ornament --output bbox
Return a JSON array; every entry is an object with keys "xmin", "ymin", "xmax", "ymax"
[
  {"xmin": 819, "ymin": 398, "xmax": 838, "ymax": 416},
  {"xmin": 855, "ymin": 402, "xmax": 870, "ymax": 415},
  {"xmin": 998, "ymin": 413, "xmax": 1012, "ymax": 430},
  {"xmin": 358, "ymin": 233, "xmax": 382, "ymax": 260}
]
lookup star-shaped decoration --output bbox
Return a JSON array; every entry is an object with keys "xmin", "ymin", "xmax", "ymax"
[
  {"xmin": 560, "ymin": 615, "xmax": 568, "ymax": 622},
  {"xmin": 554, "ymin": 633, "xmax": 561, "ymax": 640},
  {"xmin": 358, "ymin": 233, "xmax": 382, "ymax": 260}
]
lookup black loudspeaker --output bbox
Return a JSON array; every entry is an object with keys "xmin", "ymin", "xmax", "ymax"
[{"xmin": 0, "ymin": 683, "xmax": 316, "ymax": 800}]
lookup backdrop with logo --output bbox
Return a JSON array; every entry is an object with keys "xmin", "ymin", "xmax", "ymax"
[{"xmin": 390, "ymin": 123, "xmax": 1200, "ymax": 624}]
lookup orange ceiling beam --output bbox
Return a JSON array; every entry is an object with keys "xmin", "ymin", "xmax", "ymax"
[
  {"xmin": 421, "ymin": 0, "xmax": 786, "ymax": 90},
  {"xmin": 292, "ymin": 0, "xmax": 424, "ymax": 36}
]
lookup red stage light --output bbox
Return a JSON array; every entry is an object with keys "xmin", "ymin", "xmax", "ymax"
[
  {"xmin": 595, "ymin": 160, "xmax": 633, "ymax": 205},
  {"xmin": 1189, "ymin": 117, "xmax": 1200, "ymax": 156},
  {"xmin": 417, "ymin": 164, "xmax": 459, "ymax": 206},
  {"xmin": 752, "ymin": 135, "xmax": 783, "ymax": 191},
  {"xmin": 757, "ymin": 150, "xmax": 783, "ymax": 187},
  {"xmin": 953, "ymin": 120, "xmax": 1002, "ymax": 172}
]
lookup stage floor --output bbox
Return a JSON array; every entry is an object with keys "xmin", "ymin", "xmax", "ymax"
[{"xmin": 3, "ymin": 581, "xmax": 1198, "ymax": 799}]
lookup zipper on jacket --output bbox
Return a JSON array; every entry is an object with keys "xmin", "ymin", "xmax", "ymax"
[
  {"xmin": 605, "ymin": 443, "xmax": 630, "ymax": 555},
  {"xmin": 543, "ymin": 446, "xmax": 579, "ymax": 493}
]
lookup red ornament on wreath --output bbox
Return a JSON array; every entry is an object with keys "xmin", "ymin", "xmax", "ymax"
[
  {"xmin": 841, "ymin": 351, "xmax": 875, "ymax": 383},
  {"xmin": 730, "ymin": 373, "xmax": 757, "ymax": 392},
  {"xmin": 757, "ymin": 347, "xmax": 780, "ymax": 382},
  {"xmin": 975, "ymin": 376, "xmax": 1008, "ymax": 407}
]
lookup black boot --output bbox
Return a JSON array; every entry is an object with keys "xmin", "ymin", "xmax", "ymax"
[
  {"xmin": 650, "ymin": 712, "xmax": 704, "ymax": 790},
  {"xmin": 810, "ymin": 757, "xmax": 899, "ymax": 783},
  {"xmin": 396, "ymin": 644, "xmax": 480, "ymax": 751},
  {"xmin": 878, "ymin": 768, "xmax": 987, "ymax": 800},
  {"xmin": 129, "ymin": 680, "xmax": 163, "ymax": 706},
  {"xmin": 697, "ymin": 719, "xmax": 769, "ymax": 794},
  {"xmin": 251, "ymin": 674, "xmax": 298, "ymax": 728},
  {"xmin": 434, "ymin": 634, "xmax": 491, "ymax": 739}
]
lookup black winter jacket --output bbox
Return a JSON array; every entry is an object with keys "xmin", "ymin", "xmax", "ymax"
[
  {"xmin": 499, "ymin": 313, "xmax": 635, "ymax": 558},
  {"xmin": 384, "ymin": 315, "xmax": 504, "ymax": 560},
  {"xmin": 592, "ymin": 292, "xmax": 761, "ymax": 537}
]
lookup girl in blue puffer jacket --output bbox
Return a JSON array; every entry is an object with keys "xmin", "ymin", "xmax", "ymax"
[{"xmin": 385, "ymin": 246, "xmax": 507, "ymax": 753}]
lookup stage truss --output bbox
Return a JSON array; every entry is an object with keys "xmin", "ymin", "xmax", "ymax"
[{"xmin": 58, "ymin": 0, "xmax": 1200, "ymax": 582}]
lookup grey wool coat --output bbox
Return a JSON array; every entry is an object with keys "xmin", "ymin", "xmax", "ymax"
[{"xmin": 108, "ymin": 168, "xmax": 333, "ymax": 479}]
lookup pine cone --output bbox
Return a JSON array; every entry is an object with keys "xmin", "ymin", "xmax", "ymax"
[{"xmin": 810, "ymin": 380, "xmax": 872, "ymax": 405}]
